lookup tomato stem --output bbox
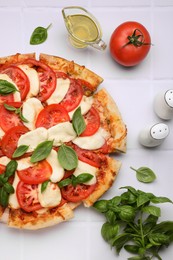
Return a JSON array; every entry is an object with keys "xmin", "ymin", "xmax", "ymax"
[{"xmin": 123, "ymin": 28, "xmax": 151, "ymax": 48}]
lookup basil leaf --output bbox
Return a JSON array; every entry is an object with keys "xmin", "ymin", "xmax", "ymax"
[
  {"xmin": 18, "ymin": 108, "xmax": 29, "ymax": 123},
  {"xmin": 75, "ymin": 173, "xmax": 93, "ymax": 184},
  {"xmin": 101, "ymin": 222, "xmax": 119, "ymax": 243},
  {"xmin": 30, "ymin": 140, "xmax": 53, "ymax": 163},
  {"xmin": 72, "ymin": 107, "xmax": 86, "ymax": 136},
  {"xmin": 58, "ymin": 178, "xmax": 72, "ymax": 188},
  {"xmin": 0, "ymin": 79, "xmax": 18, "ymax": 95},
  {"xmin": 4, "ymin": 103, "xmax": 17, "ymax": 111},
  {"xmin": 142, "ymin": 205, "xmax": 161, "ymax": 217},
  {"xmin": 130, "ymin": 166, "xmax": 156, "ymax": 183},
  {"xmin": 58, "ymin": 144, "xmax": 78, "ymax": 170},
  {"xmin": 3, "ymin": 182, "xmax": 14, "ymax": 194},
  {"xmin": 5, "ymin": 160, "xmax": 18, "ymax": 178},
  {"xmin": 93, "ymin": 200, "xmax": 108, "ymax": 213},
  {"xmin": 41, "ymin": 180, "xmax": 50, "ymax": 193},
  {"xmin": 12, "ymin": 145, "xmax": 29, "ymax": 158},
  {"xmin": 0, "ymin": 187, "xmax": 9, "ymax": 207},
  {"xmin": 30, "ymin": 23, "xmax": 52, "ymax": 45},
  {"xmin": 119, "ymin": 205, "xmax": 135, "ymax": 222},
  {"xmin": 150, "ymin": 196, "xmax": 173, "ymax": 204}
]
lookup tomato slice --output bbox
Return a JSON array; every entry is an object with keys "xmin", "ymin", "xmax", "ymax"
[
  {"xmin": 17, "ymin": 160, "xmax": 52, "ymax": 184},
  {"xmin": 25, "ymin": 59, "xmax": 56, "ymax": 102},
  {"xmin": 1, "ymin": 65, "xmax": 30, "ymax": 100},
  {"xmin": 16, "ymin": 181, "xmax": 42, "ymax": 212},
  {"xmin": 60, "ymin": 79, "xmax": 83, "ymax": 112},
  {"xmin": 74, "ymin": 145, "xmax": 101, "ymax": 168},
  {"xmin": 61, "ymin": 183, "xmax": 96, "ymax": 202},
  {"xmin": 0, "ymin": 104, "xmax": 23, "ymax": 132},
  {"xmin": 0, "ymin": 140, "xmax": 5, "ymax": 158},
  {"xmin": 35, "ymin": 104, "xmax": 70, "ymax": 129},
  {"xmin": 0, "ymin": 94, "xmax": 14, "ymax": 105},
  {"xmin": 5, "ymin": 101, "xmax": 23, "ymax": 108},
  {"xmin": 80, "ymin": 107, "xmax": 100, "ymax": 137},
  {"xmin": 1, "ymin": 125, "xmax": 29, "ymax": 158}
]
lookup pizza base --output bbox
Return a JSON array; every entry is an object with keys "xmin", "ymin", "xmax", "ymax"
[
  {"xmin": 39, "ymin": 53, "xmax": 103, "ymax": 95},
  {"xmin": 0, "ymin": 53, "xmax": 36, "ymax": 67},
  {"xmin": 93, "ymin": 88, "xmax": 127, "ymax": 153}
]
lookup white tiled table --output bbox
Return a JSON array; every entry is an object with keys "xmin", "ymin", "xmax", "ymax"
[{"xmin": 0, "ymin": 1, "xmax": 173, "ymax": 259}]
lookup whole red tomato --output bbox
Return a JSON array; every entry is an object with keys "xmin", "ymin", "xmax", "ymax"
[{"xmin": 109, "ymin": 21, "xmax": 151, "ymax": 67}]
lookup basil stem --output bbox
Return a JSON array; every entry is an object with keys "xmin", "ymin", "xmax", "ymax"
[
  {"xmin": 30, "ymin": 23, "xmax": 52, "ymax": 45},
  {"xmin": 72, "ymin": 107, "xmax": 86, "ymax": 136},
  {"xmin": 12, "ymin": 145, "xmax": 29, "ymax": 158},
  {"xmin": 58, "ymin": 144, "xmax": 78, "ymax": 170},
  {"xmin": 41, "ymin": 180, "xmax": 50, "ymax": 193},
  {"xmin": 30, "ymin": 140, "xmax": 53, "ymax": 163},
  {"xmin": 0, "ymin": 79, "xmax": 18, "ymax": 95},
  {"xmin": 130, "ymin": 166, "xmax": 156, "ymax": 183}
]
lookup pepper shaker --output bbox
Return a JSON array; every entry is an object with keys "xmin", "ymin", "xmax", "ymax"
[
  {"xmin": 138, "ymin": 123, "xmax": 169, "ymax": 147},
  {"xmin": 154, "ymin": 89, "xmax": 173, "ymax": 120}
]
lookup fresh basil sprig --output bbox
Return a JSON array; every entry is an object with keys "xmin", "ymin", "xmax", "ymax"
[
  {"xmin": 58, "ymin": 144, "xmax": 78, "ymax": 170},
  {"xmin": 93, "ymin": 185, "xmax": 173, "ymax": 260},
  {"xmin": 0, "ymin": 160, "xmax": 17, "ymax": 207},
  {"xmin": 0, "ymin": 79, "xmax": 18, "ymax": 95},
  {"xmin": 30, "ymin": 140, "xmax": 53, "ymax": 163},
  {"xmin": 30, "ymin": 23, "xmax": 52, "ymax": 45},
  {"xmin": 4, "ymin": 103, "xmax": 29, "ymax": 123},
  {"xmin": 12, "ymin": 145, "xmax": 29, "ymax": 158},
  {"xmin": 130, "ymin": 166, "xmax": 156, "ymax": 183},
  {"xmin": 72, "ymin": 107, "xmax": 86, "ymax": 136},
  {"xmin": 58, "ymin": 173, "xmax": 93, "ymax": 188}
]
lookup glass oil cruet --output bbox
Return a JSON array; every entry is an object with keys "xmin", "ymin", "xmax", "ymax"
[{"xmin": 62, "ymin": 6, "xmax": 107, "ymax": 50}]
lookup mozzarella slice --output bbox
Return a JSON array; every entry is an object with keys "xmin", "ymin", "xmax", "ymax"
[
  {"xmin": 73, "ymin": 160, "xmax": 97, "ymax": 185},
  {"xmin": 73, "ymin": 127, "xmax": 109, "ymax": 150},
  {"xmin": 9, "ymin": 173, "xmax": 20, "ymax": 209},
  {"xmin": 17, "ymin": 127, "xmax": 48, "ymax": 152},
  {"xmin": 46, "ymin": 150, "xmax": 64, "ymax": 183},
  {"xmin": 48, "ymin": 121, "xmax": 76, "ymax": 146},
  {"xmin": 0, "ymin": 74, "xmax": 21, "ymax": 101},
  {"xmin": 38, "ymin": 182, "xmax": 62, "ymax": 208},
  {"xmin": 22, "ymin": 97, "xmax": 43, "ymax": 130},
  {"xmin": 0, "ymin": 156, "xmax": 11, "ymax": 166},
  {"xmin": 47, "ymin": 78, "xmax": 70, "ymax": 105},
  {"xmin": 18, "ymin": 64, "xmax": 40, "ymax": 98},
  {"xmin": 69, "ymin": 96, "xmax": 93, "ymax": 119},
  {"xmin": 17, "ymin": 157, "xmax": 34, "ymax": 170}
]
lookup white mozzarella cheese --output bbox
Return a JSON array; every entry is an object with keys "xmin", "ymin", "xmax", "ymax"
[
  {"xmin": 18, "ymin": 64, "xmax": 40, "ymax": 98},
  {"xmin": 73, "ymin": 160, "xmax": 97, "ymax": 185},
  {"xmin": 8, "ymin": 173, "xmax": 20, "ymax": 209},
  {"xmin": 0, "ymin": 127, "xmax": 5, "ymax": 139},
  {"xmin": 22, "ymin": 97, "xmax": 43, "ymax": 130},
  {"xmin": 17, "ymin": 127, "xmax": 48, "ymax": 152},
  {"xmin": 69, "ymin": 96, "xmax": 93, "ymax": 119},
  {"xmin": 0, "ymin": 156, "xmax": 11, "ymax": 166},
  {"xmin": 47, "ymin": 78, "xmax": 70, "ymax": 105},
  {"xmin": 0, "ymin": 74, "xmax": 21, "ymax": 101},
  {"xmin": 46, "ymin": 150, "xmax": 64, "ymax": 183},
  {"xmin": 47, "ymin": 121, "xmax": 77, "ymax": 146},
  {"xmin": 38, "ymin": 182, "xmax": 62, "ymax": 208},
  {"xmin": 73, "ymin": 127, "xmax": 109, "ymax": 150}
]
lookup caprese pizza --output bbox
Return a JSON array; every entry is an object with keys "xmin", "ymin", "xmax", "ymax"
[{"xmin": 0, "ymin": 53, "xmax": 127, "ymax": 229}]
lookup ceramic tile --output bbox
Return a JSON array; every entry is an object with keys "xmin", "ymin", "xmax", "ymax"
[{"xmin": 0, "ymin": 0, "xmax": 22, "ymax": 6}]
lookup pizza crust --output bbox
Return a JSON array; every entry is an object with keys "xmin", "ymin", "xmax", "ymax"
[
  {"xmin": 93, "ymin": 88, "xmax": 127, "ymax": 153},
  {"xmin": 83, "ymin": 157, "xmax": 121, "ymax": 207},
  {"xmin": 39, "ymin": 53, "xmax": 103, "ymax": 95},
  {"xmin": 0, "ymin": 53, "xmax": 36, "ymax": 67},
  {"xmin": 8, "ymin": 203, "xmax": 74, "ymax": 230}
]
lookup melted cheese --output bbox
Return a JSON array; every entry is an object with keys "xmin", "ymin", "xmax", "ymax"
[
  {"xmin": 73, "ymin": 160, "xmax": 97, "ymax": 185},
  {"xmin": 69, "ymin": 96, "xmax": 93, "ymax": 119},
  {"xmin": 18, "ymin": 64, "xmax": 40, "ymax": 98},
  {"xmin": 17, "ymin": 127, "xmax": 48, "ymax": 152},
  {"xmin": 22, "ymin": 97, "xmax": 43, "ymax": 130},
  {"xmin": 0, "ymin": 74, "xmax": 21, "ymax": 101},
  {"xmin": 46, "ymin": 150, "xmax": 64, "ymax": 182},
  {"xmin": 38, "ymin": 182, "xmax": 62, "ymax": 208},
  {"xmin": 17, "ymin": 157, "xmax": 33, "ymax": 170},
  {"xmin": 47, "ymin": 78, "xmax": 70, "ymax": 105},
  {"xmin": 9, "ymin": 173, "xmax": 20, "ymax": 209},
  {"xmin": 47, "ymin": 121, "xmax": 76, "ymax": 146},
  {"xmin": 0, "ymin": 156, "xmax": 11, "ymax": 166},
  {"xmin": 73, "ymin": 127, "xmax": 109, "ymax": 150}
]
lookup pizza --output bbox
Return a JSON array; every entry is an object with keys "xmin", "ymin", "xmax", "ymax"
[{"xmin": 0, "ymin": 53, "xmax": 127, "ymax": 230}]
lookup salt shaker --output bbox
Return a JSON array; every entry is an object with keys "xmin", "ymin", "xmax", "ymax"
[
  {"xmin": 138, "ymin": 123, "xmax": 169, "ymax": 147},
  {"xmin": 154, "ymin": 89, "xmax": 173, "ymax": 120}
]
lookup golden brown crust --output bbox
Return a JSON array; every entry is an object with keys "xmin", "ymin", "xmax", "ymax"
[
  {"xmin": 93, "ymin": 88, "xmax": 127, "ymax": 153},
  {"xmin": 83, "ymin": 157, "xmax": 121, "ymax": 207},
  {"xmin": 8, "ymin": 203, "xmax": 74, "ymax": 230},
  {"xmin": 39, "ymin": 53, "xmax": 103, "ymax": 95},
  {"xmin": 0, "ymin": 53, "xmax": 36, "ymax": 68}
]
